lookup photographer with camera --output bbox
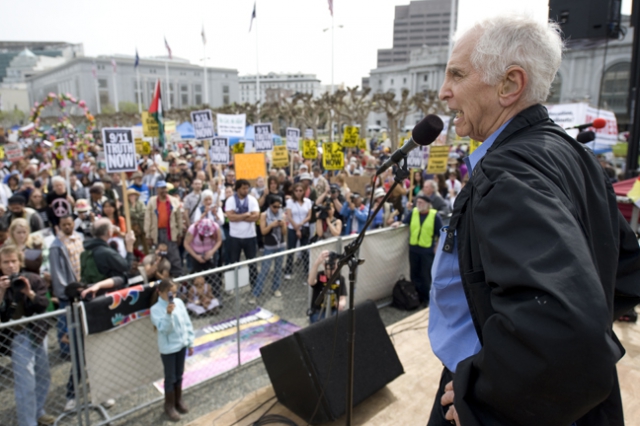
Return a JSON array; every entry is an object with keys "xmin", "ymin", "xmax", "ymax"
[
  {"xmin": 340, "ymin": 191, "xmax": 369, "ymax": 235},
  {"xmin": 316, "ymin": 183, "xmax": 345, "ymax": 224},
  {"xmin": 0, "ymin": 244, "xmax": 55, "ymax": 426},
  {"xmin": 307, "ymin": 250, "xmax": 347, "ymax": 323},
  {"xmin": 314, "ymin": 199, "xmax": 342, "ymax": 241}
]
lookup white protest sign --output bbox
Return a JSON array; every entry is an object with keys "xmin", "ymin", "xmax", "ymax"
[
  {"xmin": 217, "ymin": 113, "xmax": 246, "ymax": 137},
  {"xmin": 407, "ymin": 146, "xmax": 424, "ymax": 169},
  {"xmin": 102, "ymin": 128, "xmax": 137, "ymax": 173},
  {"xmin": 546, "ymin": 102, "xmax": 619, "ymax": 148},
  {"xmin": 254, "ymin": 123, "xmax": 273, "ymax": 152},
  {"xmin": 286, "ymin": 127, "xmax": 300, "ymax": 151},
  {"xmin": 190, "ymin": 109, "xmax": 215, "ymax": 140},
  {"xmin": 210, "ymin": 137, "xmax": 230, "ymax": 164},
  {"xmin": 5, "ymin": 143, "xmax": 23, "ymax": 162},
  {"xmin": 305, "ymin": 129, "xmax": 313, "ymax": 139}
]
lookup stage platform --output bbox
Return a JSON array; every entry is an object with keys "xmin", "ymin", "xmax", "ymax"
[{"xmin": 188, "ymin": 308, "xmax": 640, "ymax": 426}]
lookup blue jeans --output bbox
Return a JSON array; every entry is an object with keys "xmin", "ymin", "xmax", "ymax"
[
  {"xmin": 12, "ymin": 333, "xmax": 51, "ymax": 426},
  {"xmin": 254, "ymin": 247, "xmax": 285, "ymax": 297},
  {"xmin": 57, "ymin": 300, "xmax": 69, "ymax": 355},
  {"xmin": 161, "ymin": 347, "xmax": 187, "ymax": 390},
  {"xmin": 285, "ymin": 228, "xmax": 309, "ymax": 275}
]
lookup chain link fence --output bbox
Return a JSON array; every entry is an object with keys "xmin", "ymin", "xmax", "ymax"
[{"xmin": 0, "ymin": 226, "xmax": 410, "ymax": 426}]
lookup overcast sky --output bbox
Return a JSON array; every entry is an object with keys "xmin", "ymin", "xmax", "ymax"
[{"xmin": 0, "ymin": 0, "xmax": 633, "ymax": 87}]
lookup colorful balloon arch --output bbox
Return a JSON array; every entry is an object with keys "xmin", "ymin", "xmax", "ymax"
[{"xmin": 29, "ymin": 92, "xmax": 96, "ymax": 144}]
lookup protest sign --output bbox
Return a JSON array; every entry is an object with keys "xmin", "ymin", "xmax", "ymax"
[
  {"xmin": 210, "ymin": 137, "xmax": 230, "ymax": 164},
  {"xmin": 427, "ymin": 146, "xmax": 449, "ymax": 174},
  {"xmin": 135, "ymin": 139, "xmax": 152, "ymax": 156},
  {"xmin": 142, "ymin": 111, "xmax": 159, "ymax": 137},
  {"xmin": 4, "ymin": 143, "xmax": 23, "ymax": 162},
  {"xmin": 217, "ymin": 113, "xmax": 246, "ymax": 137},
  {"xmin": 102, "ymin": 128, "xmax": 137, "ymax": 173},
  {"xmin": 233, "ymin": 142, "xmax": 245, "ymax": 154},
  {"xmin": 235, "ymin": 153, "xmax": 267, "ymax": 180},
  {"xmin": 322, "ymin": 143, "xmax": 344, "ymax": 170},
  {"xmin": 407, "ymin": 146, "xmax": 424, "ymax": 169},
  {"xmin": 305, "ymin": 128, "xmax": 314, "ymax": 139},
  {"xmin": 272, "ymin": 145, "xmax": 289, "ymax": 168},
  {"xmin": 254, "ymin": 123, "xmax": 273, "ymax": 152},
  {"xmin": 191, "ymin": 109, "xmax": 215, "ymax": 140},
  {"xmin": 546, "ymin": 102, "xmax": 618, "ymax": 148},
  {"xmin": 358, "ymin": 138, "xmax": 367, "ymax": 150},
  {"xmin": 342, "ymin": 126, "xmax": 359, "ymax": 148},
  {"xmin": 302, "ymin": 140, "xmax": 318, "ymax": 159},
  {"xmin": 286, "ymin": 127, "xmax": 300, "ymax": 151},
  {"xmin": 469, "ymin": 139, "xmax": 482, "ymax": 154},
  {"xmin": 0, "ymin": 147, "xmax": 4, "ymax": 160}
]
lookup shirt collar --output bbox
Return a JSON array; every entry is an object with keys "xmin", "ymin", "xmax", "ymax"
[{"xmin": 464, "ymin": 119, "xmax": 512, "ymax": 173}]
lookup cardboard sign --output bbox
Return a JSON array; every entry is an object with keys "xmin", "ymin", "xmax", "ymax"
[
  {"xmin": 135, "ymin": 139, "xmax": 152, "ymax": 156},
  {"xmin": 407, "ymin": 146, "xmax": 424, "ymax": 169},
  {"xmin": 254, "ymin": 123, "xmax": 273, "ymax": 152},
  {"xmin": 235, "ymin": 153, "xmax": 267, "ymax": 180},
  {"xmin": 102, "ymin": 128, "xmax": 137, "ymax": 173},
  {"xmin": 322, "ymin": 143, "xmax": 344, "ymax": 171},
  {"xmin": 302, "ymin": 139, "xmax": 318, "ymax": 159},
  {"xmin": 210, "ymin": 137, "xmax": 230, "ymax": 164},
  {"xmin": 286, "ymin": 127, "xmax": 300, "ymax": 151},
  {"xmin": 217, "ymin": 113, "xmax": 246, "ymax": 137},
  {"xmin": 4, "ymin": 143, "xmax": 23, "ymax": 162},
  {"xmin": 191, "ymin": 109, "xmax": 215, "ymax": 140},
  {"xmin": 142, "ymin": 111, "xmax": 159, "ymax": 137},
  {"xmin": 342, "ymin": 126, "xmax": 359, "ymax": 148},
  {"xmin": 330, "ymin": 175, "xmax": 370, "ymax": 198},
  {"xmin": 272, "ymin": 145, "xmax": 289, "ymax": 168},
  {"xmin": 426, "ymin": 146, "xmax": 449, "ymax": 174},
  {"xmin": 232, "ymin": 142, "xmax": 245, "ymax": 154},
  {"xmin": 469, "ymin": 139, "xmax": 482, "ymax": 154}
]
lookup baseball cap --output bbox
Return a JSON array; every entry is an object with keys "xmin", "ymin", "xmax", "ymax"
[{"xmin": 155, "ymin": 180, "xmax": 167, "ymax": 188}]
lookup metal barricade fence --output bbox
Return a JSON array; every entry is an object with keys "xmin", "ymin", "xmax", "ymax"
[{"xmin": 0, "ymin": 226, "xmax": 410, "ymax": 426}]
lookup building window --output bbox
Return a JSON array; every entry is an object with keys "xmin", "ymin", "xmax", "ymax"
[
  {"xmin": 194, "ymin": 84, "xmax": 202, "ymax": 105},
  {"xmin": 423, "ymin": 75, "xmax": 428, "ymax": 82},
  {"xmin": 390, "ymin": 79, "xmax": 394, "ymax": 85},
  {"xmin": 222, "ymin": 85, "xmax": 229, "ymax": 94},
  {"xmin": 223, "ymin": 95, "xmax": 230, "ymax": 105},
  {"xmin": 601, "ymin": 62, "xmax": 631, "ymax": 115},
  {"xmin": 134, "ymin": 78, "xmax": 144, "ymax": 105},
  {"xmin": 98, "ymin": 79, "xmax": 108, "ymax": 89},
  {"xmin": 403, "ymin": 78, "xmax": 407, "ymax": 84},
  {"xmin": 546, "ymin": 74, "xmax": 562, "ymax": 104},
  {"xmin": 180, "ymin": 84, "xmax": 189, "ymax": 106}
]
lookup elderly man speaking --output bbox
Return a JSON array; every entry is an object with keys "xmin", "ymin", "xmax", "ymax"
[{"xmin": 427, "ymin": 15, "xmax": 640, "ymax": 426}]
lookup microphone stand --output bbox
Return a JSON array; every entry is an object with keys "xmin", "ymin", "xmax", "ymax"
[{"xmin": 323, "ymin": 158, "xmax": 409, "ymax": 426}]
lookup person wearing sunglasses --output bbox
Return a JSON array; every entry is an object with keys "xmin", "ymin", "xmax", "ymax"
[{"xmin": 252, "ymin": 197, "xmax": 287, "ymax": 304}]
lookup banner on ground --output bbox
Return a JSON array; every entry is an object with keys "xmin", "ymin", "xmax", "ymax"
[
  {"xmin": 545, "ymin": 102, "xmax": 618, "ymax": 148},
  {"xmin": 191, "ymin": 109, "xmax": 215, "ymax": 140},
  {"xmin": 235, "ymin": 153, "xmax": 267, "ymax": 180},
  {"xmin": 102, "ymin": 128, "xmax": 137, "ymax": 173},
  {"xmin": 322, "ymin": 142, "xmax": 344, "ymax": 170},
  {"xmin": 427, "ymin": 146, "xmax": 449, "ymax": 174},
  {"xmin": 217, "ymin": 113, "xmax": 246, "ymax": 138},
  {"xmin": 141, "ymin": 111, "xmax": 159, "ymax": 137},
  {"xmin": 272, "ymin": 145, "xmax": 289, "ymax": 168},
  {"xmin": 286, "ymin": 127, "xmax": 300, "ymax": 151},
  {"xmin": 4, "ymin": 143, "xmax": 23, "ymax": 162},
  {"xmin": 254, "ymin": 123, "xmax": 273, "ymax": 152},
  {"xmin": 210, "ymin": 137, "xmax": 230, "ymax": 164},
  {"xmin": 302, "ymin": 140, "xmax": 318, "ymax": 159},
  {"xmin": 342, "ymin": 126, "xmax": 359, "ymax": 148}
]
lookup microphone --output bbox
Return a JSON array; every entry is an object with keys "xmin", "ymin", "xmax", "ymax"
[
  {"xmin": 576, "ymin": 131, "xmax": 596, "ymax": 144},
  {"xmin": 376, "ymin": 114, "xmax": 444, "ymax": 176},
  {"xmin": 566, "ymin": 117, "xmax": 607, "ymax": 131}
]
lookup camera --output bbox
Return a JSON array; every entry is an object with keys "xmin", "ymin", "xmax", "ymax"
[
  {"xmin": 9, "ymin": 273, "xmax": 25, "ymax": 291},
  {"xmin": 325, "ymin": 251, "xmax": 340, "ymax": 270},
  {"xmin": 159, "ymin": 251, "xmax": 168, "ymax": 257},
  {"xmin": 313, "ymin": 199, "xmax": 333, "ymax": 220}
]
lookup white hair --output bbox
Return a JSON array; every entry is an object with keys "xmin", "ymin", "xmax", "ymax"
[
  {"xmin": 52, "ymin": 176, "xmax": 66, "ymax": 186},
  {"xmin": 201, "ymin": 189, "xmax": 215, "ymax": 201},
  {"xmin": 460, "ymin": 15, "xmax": 563, "ymax": 104}
]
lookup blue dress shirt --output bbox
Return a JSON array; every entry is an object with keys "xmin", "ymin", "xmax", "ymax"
[{"xmin": 428, "ymin": 120, "xmax": 511, "ymax": 372}]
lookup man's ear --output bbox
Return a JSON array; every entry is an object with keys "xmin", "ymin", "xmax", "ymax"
[{"xmin": 499, "ymin": 66, "xmax": 528, "ymax": 107}]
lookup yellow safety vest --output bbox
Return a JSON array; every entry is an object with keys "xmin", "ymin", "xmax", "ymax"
[{"xmin": 409, "ymin": 208, "xmax": 437, "ymax": 248}]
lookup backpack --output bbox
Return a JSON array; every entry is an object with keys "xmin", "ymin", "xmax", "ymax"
[
  {"xmin": 392, "ymin": 277, "xmax": 420, "ymax": 310},
  {"xmin": 80, "ymin": 250, "xmax": 107, "ymax": 285}
]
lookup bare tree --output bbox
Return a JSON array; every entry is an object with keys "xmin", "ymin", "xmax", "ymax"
[
  {"xmin": 373, "ymin": 88, "xmax": 413, "ymax": 151},
  {"xmin": 335, "ymin": 86, "xmax": 373, "ymax": 141},
  {"xmin": 294, "ymin": 93, "xmax": 327, "ymax": 141}
]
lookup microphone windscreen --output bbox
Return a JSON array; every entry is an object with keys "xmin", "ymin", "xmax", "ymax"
[
  {"xmin": 592, "ymin": 118, "xmax": 607, "ymax": 129},
  {"xmin": 576, "ymin": 131, "xmax": 596, "ymax": 144},
  {"xmin": 412, "ymin": 114, "xmax": 444, "ymax": 146}
]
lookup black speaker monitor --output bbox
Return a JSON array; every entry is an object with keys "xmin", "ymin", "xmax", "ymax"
[
  {"xmin": 549, "ymin": 0, "xmax": 622, "ymax": 43},
  {"xmin": 260, "ymin": 300, "xmax": 404, "ymax": 424}
]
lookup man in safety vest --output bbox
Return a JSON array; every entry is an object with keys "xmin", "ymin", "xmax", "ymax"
[{"xmin": 393, "ymin": 194, "xmax": 442, "ymax": 304}]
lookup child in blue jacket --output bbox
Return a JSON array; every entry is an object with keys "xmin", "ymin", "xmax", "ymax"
[{"xmin": 151, "ymin": 279, "xmax": 195, "ymax": 422}]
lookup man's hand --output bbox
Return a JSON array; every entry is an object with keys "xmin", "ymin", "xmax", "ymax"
[
  {"xmin": 0, "ymin": 276, "xmax": 10, "ymax": 297},
  {"xmin": 406, "ymin": 202, "xmax": 413, "ymax": 211},
  {"xmin": 81, "ymin": 285, "xmax": 100, "ymax": 299},
  {"xmin": 441, "ymin": 381, "xmax": 459, "ymax": 425},
  {"xmin": 18, "ymin": 278, "xmax": 34, "ymax": 299},
  {"xmin": 125, "ymin": 230, "xmax": 136, "ymax": 247},
  {"xmin": 167, "ymin": 303, "xmax": 175, "ymax": 315}
]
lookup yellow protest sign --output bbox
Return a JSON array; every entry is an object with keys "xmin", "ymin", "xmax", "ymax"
[
  {"xmin": 271, "ymin": 145, "xmax": 289, "ymax": 168},
  {"xmin": 302, "ymin": 140, "xmax": 318, "ymax": 159},
  {"xmin": 165, "ymin": 120, "xmax": 176, "ymax": 134},
  {"xmin": 232, "ymin": 143, "xmax": 245, "ymax": 154},
  {"xmin": 427, "ymin": 146, "xmax": 450, "ymax": 174},
  {"xmin": 0, "ymin": 147, "xmax": 4, "ymax": 160},
  {"xmin": 235, "ymin": 153, "xmax": 267, "ymax": 180},
  {"xmin": 322, "ymin": 143, "xmax": 344, "ymax": 171},
  {"xmin": 135, "ymin": 139, "xmax": 152, "ymax": 155},
  {"xmin": 469, "ymin": 139, "xmax": 482, "ymax": 154},
  {"xmin": 342, "ymin": 126, "xmax": 359, "ymax": 148},
  {"xmin": 142, "ymin": 111, "xmax": 159, "ymax": 137},
  {"xmin": 358, "ymin": 138, "xmax": 367, "ymax": 151}
]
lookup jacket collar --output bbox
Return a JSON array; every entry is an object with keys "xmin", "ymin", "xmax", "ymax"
[{"xmin": 486, "ymin": 104, "xmax": 551, "ymax": 154}]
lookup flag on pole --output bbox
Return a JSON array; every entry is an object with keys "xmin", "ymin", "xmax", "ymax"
[
  {"xmin": 149, "ymin": 79, "xmax": 166, "ymax": 149},
  {"xmin": 201, "ymin": 25, "xmax": 206, "ymax": 45},
  {"xmin": 134, "ymin": 49, "xmax": 139, "ymax": 68},
  {"xmin": 111, "ymin": 58, "xmax": 117, "ymax": 74},
  {"xmin": 328, "ymin": 0, "xmax": 333, "ymax": 16},
  {"xmin": 249, "ymin": 2, "xmax": 256, "ymax": 32},
  {"xmin": 164, "ymin": 37, "xmax": 172, "ymax": 60},
  {"xmin": 91, "ymin": 61, "xmax": 97, "ymax": 79}
]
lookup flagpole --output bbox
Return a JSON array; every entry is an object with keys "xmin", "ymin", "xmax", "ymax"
[
  {"xmin": 203, "ymin": 44, "xmax": 208, "ymax": 106},
  {"xmin": 256, "ymin": 0, "xmax": 260, "ymax": 117},
  {"xmin": 94, "ymin": 74, "xmax": 101, "ymax": 114},
  {"xmin": 136, "ymin": 66, "xmax": 142, "ymax": 113},
  {"xmin": 165, "ymin": 60, "xmax": 171, "ymax": 110},
  {"xmin": 113, "ymin": 67, "xmax": 119, "ymax": 112}
]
